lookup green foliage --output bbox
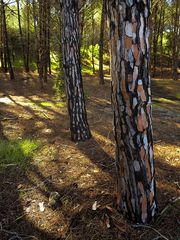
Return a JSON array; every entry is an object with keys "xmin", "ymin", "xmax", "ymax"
[
  {"xmin": 53, "ymin": 72, "xmax": 65, "ymax": 99},
  {"xmin": 0, "ymin": 139, "xmax": 40, "ymax": 170}
]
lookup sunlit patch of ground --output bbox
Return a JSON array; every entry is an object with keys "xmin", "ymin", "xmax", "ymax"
[{"xmin": 0, "ymin": 71, "xmax": 179, "ymax": 240}]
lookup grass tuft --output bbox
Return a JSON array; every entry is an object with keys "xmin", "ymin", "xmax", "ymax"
[{"xmin": 0, "ymin": 139, "xmax": 40, "ymax": 170}]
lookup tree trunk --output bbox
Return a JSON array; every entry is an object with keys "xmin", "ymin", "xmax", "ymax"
[
  {"xmin": 91, "ymin": 8, "xmax": 95, "ymax": 74},
  {"xmin": 61, "ymin": 0, "xmax": 91, "ymax": 141},
  {"xmin": 47, "ymin": 0, "xmax": 51, "ymax": 75},
  {"xmin": 16, "ymin": 0, "xmax": 26, "ymax": 71},
  {"xmin": 106, "ymin": 0, "xmax": 157, "ymax": 223},
  {"xmin": 38, "ymin": 0, "xmax": 44, "ymax": 88},
  {"xmin": 25, "ymin": 0, "xmax": 30, "ymax": 72},
  {"xmin": 172, "ymin": 0, "xmax": 179, "ymax": 81},
  {"xmin": 1, "ymin": 0, "xmax": 14, "ymax": 80},
  {"xmin": 32, "ymin": 0, "xmax": 39, "ymax": 72},
  {"xmin": 99, "ymin": 0, "xmax": 105, "ymax": 85},
  {"xmin": 160, "ymin": 3, "xmax": 165, "ymax": 78},
  {"xmin": 0, "ymin": 4, "xmax": 4, "ymax": 69}
]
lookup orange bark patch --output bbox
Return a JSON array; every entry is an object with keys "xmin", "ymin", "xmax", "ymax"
[
  {"xmin": 149, "ymin": 192, "xmax": 154, "ymax": 206},
  {"xmin": 138, "ymin": 182, "xmax": 145, "ymax": 197},
  {"xmin": 137, "ymin": 113, "xmax": 144, "ymax": 132},
  {"xmin": 145, "ymin": 154, "xmax": 152, "ymax": 182},
  {"xmin": 141, "ymin": 109, "xmax": 148, "ymax": 129},
  {"xmin": 141, "ymin": 195, "xmax": 147, "ymax": 223},
  {"xmin": 132, "ymin": 22, "xmax": 137, "ymax": 33},
  {"xmin": 137, "ymin": 85, "xmax": 147, "ymax": 102},
  {"xmin": 125, "ymin": 36, "xmax": 132, "ymax": 49},
  {"xmin": 132, "ymin": 44, "xmax": 140, "ymax": 66}
]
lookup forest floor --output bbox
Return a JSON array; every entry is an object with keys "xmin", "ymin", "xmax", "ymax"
[{"xmin": 0, "ymin": 69, "xmax": 179, "ymax": 240}]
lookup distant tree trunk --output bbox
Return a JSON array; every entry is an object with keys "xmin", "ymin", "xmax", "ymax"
[
  {"xmin": 38, "ymin": 0, "xmax": 50, "ymax": 86},
  {"xmin": 91, "ymin": 9, "xmax": 95, "ymax": 74},
  {"xmin": 160, "ymin": 3, "xmax": 165, "ymax": 78},
  {"xmin": 152, "ymin": 4, "xmax": 162, "ymax": 78},
  {"xmin": 16, "ymin": 0, "xmax": 26, "ymax": 71},
  {"xmin": 172, "ymin": 0, "xmax": 179, "ymax": 81},
  {"xmin": 0, "ymin": 4, "xmax": 4, "ymax": 69},
  {"xmin": 38, "ymin": 0, "xmax": 44, "ymax": 88},
  {"xmin": 61, "ymin": 0, "xmax": 91, "ymax": 141},
  {"xmin": 99, "ymin": 0, "xmax": 105, "ymax": 84},
  {"xmin": 25, "ymin": 0, "xmax": 30, "ymax": 72},
  {"xmin": 1, "ymin": 0, "xmax": 14, "ymax": 80},
  {"xmin": 47, "ymin": 0, "xmax": 51, "ymax": 75},
  {"xmin": 43, "ymin": 0, "xmax": 48, "ymax": 83},
  {"xmin": 32, "ymin": 0, "xmax": 39, "ymax": 72},
  {"xmin": 106, "ymin": 1, "xmax": 157, "ymax": 223}
]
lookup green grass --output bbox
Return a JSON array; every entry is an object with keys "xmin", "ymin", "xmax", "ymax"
[
  {"xmin": 0, "ymin": 139, "xmax": 40, "ymax": 170},
  {"xmin": 38, "ymin": 101, "xmax": 65, "ymax": 108},
  {"xmin": 153, "ymin": 97, "xmax": 177, "ymax": 104},
  {"xmin": 39, "ymin": 101, "xmax": 54, "ymax": 107}
]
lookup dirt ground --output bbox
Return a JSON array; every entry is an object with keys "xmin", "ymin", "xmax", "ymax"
[{"xmin": 0, "ymin": 70, "xmax": 179, "ymax": 240}]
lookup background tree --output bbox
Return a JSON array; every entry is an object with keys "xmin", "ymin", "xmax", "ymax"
[
  {"xmin": 0, "ymin": 0, "xmax": 14, "ymax": 80},
  {"xmin": 60, "ymin": 0, "xmax": 91, "ymax": 141},
  {"xmin": 99, "ymin": 0, "xmax": 105, "ymax": 84}
]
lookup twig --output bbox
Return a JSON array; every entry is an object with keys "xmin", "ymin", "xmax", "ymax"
[
  {"xmin": 152, "ymin": 237, "xmax": 162, "ymax": 240},
  {"xmin": 132, "ymin": 224, "xmax": 169, "ymax": 240},
  {"xmin": 0, "ymin": 116, "xmax": 18, "ymax": 121}
]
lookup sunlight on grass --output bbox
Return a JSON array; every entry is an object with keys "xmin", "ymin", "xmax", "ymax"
[
  {"xmin": 155, "ymin": 143, "xmax": 180, "ymax": 167},
  {"xmin": 39, "ymin": 101, "xmax": 65, "ymax": 108},
  {"xmin": 56, "ymin": 102, "xmax": 65, "ymax": 107},
  {"xmin": 153, "ymin": 97, "xmax": 177, "ymax": 104},
  {"xmin": 39, "ymin": 101, "xmax": 54, "ymax": 107},
  {"xmin": 0, "ymin": 139, "xmax": 41, "ymax": 169}
]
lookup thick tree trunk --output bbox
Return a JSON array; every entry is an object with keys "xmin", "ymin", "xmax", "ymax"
[
  {"xmin": 61, "ymin": 0, "xmax": 91, "ymax": 141},
  {"xmin": 99, "ymin": 0, "xmax": 105, "ymax": 85},
  {"xmin": 106, "ymin": 0, "xmax": 157, "ymax": 223}
]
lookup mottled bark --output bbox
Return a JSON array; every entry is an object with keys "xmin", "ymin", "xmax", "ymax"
[
  {"xmin": 99, "ymin": 0, "xmax": 105, "ymax": 85},
  {"xmin": 61, "ymin": 0, "xmax": 91, "ymax": 141},
  {"xmin": 106, "ymin": 0, "xmax": 157, "ymax": 223}
]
